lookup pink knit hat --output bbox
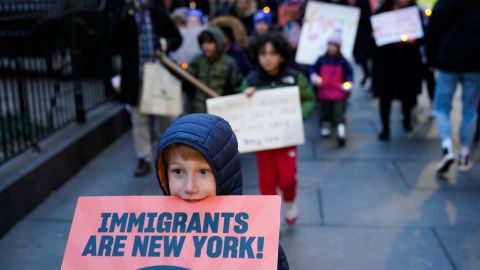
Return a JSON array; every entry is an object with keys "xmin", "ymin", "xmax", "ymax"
[{"xmin": 328, "ymin": 29, "xmax": 342, "ymax": 46}]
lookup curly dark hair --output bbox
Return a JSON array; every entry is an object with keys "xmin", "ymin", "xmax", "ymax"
[{"xmin": 250, "ymin": 32, "xmax": 292, "ymax": 71}]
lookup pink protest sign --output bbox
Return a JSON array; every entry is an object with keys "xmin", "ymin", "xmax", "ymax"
[{"xmin": 61, "ymin": 195, "xmax": 281, "ymax": 270}]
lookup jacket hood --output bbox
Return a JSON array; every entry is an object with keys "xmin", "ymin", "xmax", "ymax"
[
  {"xmin": 210, "ymin": 15, "xmax": 249, "ymax": 49},
  {"xmin": 198, "ymin": 27, "xmax": 226, "ymax": 54},
  {"xmin": 155, "ymin": 113, "xmax": 242, "ymax": 196}
]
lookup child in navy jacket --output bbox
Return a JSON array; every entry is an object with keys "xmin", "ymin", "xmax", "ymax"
[{"xmin": 310, "ymin": 31, "xmax": 353, "ymax": 146}]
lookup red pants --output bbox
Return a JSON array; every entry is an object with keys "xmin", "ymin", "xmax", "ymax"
[{"xmin": 255, "ymin": 146, "xmax": 298, "ymax": 202}]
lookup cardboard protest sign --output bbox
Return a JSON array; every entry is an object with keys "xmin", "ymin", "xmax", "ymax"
[
  {"xmin": 295, "ymin": 2, "xmax": 360, "ymax": 64},
  {"xmin": 370, "ymin": 6, "xmax": 424, "ymax": 47},
  {"xmin": 140, "ymin": 62, "xmax": 183, "ymax": 116},
  {"xmin": 206, "ymin": 86, "xmax": 305, "ymax": 153},
  {"xmin": 62, "ymin": 195, "xmax": 281, "ymax": 270}
]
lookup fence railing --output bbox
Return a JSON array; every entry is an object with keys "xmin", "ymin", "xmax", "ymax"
[
  {"xmin": 0, "ymin": 57, "xmax": 109, "ymax": 165},
  {"xmin": 0, "ymin": 0, "xmax": 112, "ymax": 165}
]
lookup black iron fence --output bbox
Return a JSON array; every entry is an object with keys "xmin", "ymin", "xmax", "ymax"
[{"xmin": 0, "ymin": 0, "xmax": 114, "ymax": 165}]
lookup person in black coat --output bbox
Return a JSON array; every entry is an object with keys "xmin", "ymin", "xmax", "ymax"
[
  {"xmin": 155, "ymin": 113, "xmax": 290, "ymax": 270},
  {"xmin": 114, "ymin": 0, "xmax": 182, "ymax": 176},
  {"xmin": 371, "ymin": 0, "xmax": 423, "ymax": 141},
  {"xmin": 425, "ymin": 0, "xmax": 480, "ymax": 173},
  {"xmin": 348, "ymin": 0, "xmax": 374, "ymax": 86}
]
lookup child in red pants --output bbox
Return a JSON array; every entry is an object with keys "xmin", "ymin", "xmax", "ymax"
[{"xmin": 240, "ymin": 33, "xmax": 315, "ymax": 224}]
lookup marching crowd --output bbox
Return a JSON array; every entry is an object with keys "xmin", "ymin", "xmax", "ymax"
[{"xmin": 111, "ymin": 0, "xmax": 480, "ymax": 258}]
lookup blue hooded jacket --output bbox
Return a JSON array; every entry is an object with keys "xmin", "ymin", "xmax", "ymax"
[
  {"xmin": 154, "ymin": 113, "xmax": 289, "ymax": 270},
  {"xmin": 155, "ymin": 113, "xmax": 242, "ymax": 195}
]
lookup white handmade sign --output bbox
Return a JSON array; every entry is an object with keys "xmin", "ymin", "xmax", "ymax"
[
  {"xmin": 206, "ymin": 87, "xmax": 305, "ymax": 153},
  {"xmin": 295, "ymin": 2, "xmax": 360, "ymax": 64},
  {"xmin": 370, "ymin": 6, "xmax": 424, "ymax": 47},
  {"xmin": 140, "ymin": 62, "xmax": 183, "ymax": 116}
]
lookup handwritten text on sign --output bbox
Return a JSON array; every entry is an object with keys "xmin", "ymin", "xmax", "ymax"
[
  {"xmin": 370, "ymin": 6, "xmax": 424, "ymax": 47},
  {"xmin": 61, "ymin": 196, "xmax": 281, "ymax": 270},
  {"xmin": 295, "ymin": 2, "xmax": 360, "ymax": 64},
  {"xmin": 207, "ymin": 87, "xmax": 305, "ymax": 153}
]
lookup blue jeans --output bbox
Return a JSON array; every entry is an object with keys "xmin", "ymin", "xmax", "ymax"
[{"xmin": 434, "ymin": 70, "xmax": 480, "ymax": 149}]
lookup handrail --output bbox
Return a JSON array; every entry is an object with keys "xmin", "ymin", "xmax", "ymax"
[{"xmin": 158, "ymin": 52, "xmax": 220, "ymax": 98}]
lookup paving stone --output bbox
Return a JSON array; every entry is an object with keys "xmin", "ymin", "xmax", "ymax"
[
  {"xmin": 435, "ymin": 228, "xmax": 480, "ymax": 270},
  {"xmin": 322, "ymin": 187, "xmax": 480, "ymax": 228},
  {"xmin": 315, "ymin": 137, "xmax": 442, "ymax": 160},
  {"xmin": 396, "ymin": 160, "xmax": 480, "ymax": 191},
  {"xmin": 244, "ymin": 188, "xmax": 322, "ymax": 226},
  {"xmin": 0, "ymin": 220, "xmax": 69, "ymax": 269},
  {"xmin": 280, "ymin": 227, "xmax": 454, "ymax": 270},
  {"xmin": 296, "ymin": 160, "xmax": 408, "ymax": 190}
]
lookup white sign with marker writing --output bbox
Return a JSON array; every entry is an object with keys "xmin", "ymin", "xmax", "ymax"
[
  {"xmin": 295, "ymin": 2, "xmax": 360, "ymax": 64},
  {"xmin": 206, "ymin": 87, "xmax": 305, "ymax": 153},
  {"xmin": 371, "ymin": 6, "xmax": 424, "ymax": 47}
]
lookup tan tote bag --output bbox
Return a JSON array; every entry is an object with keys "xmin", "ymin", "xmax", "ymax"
[{"xmin": 140, "ymin": 62, "xmax": 182, "ymax": 116}]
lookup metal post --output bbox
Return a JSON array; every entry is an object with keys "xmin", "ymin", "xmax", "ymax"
[{"xmin": 69, "ymin": 0, "xmax": 86, "ymax": 123}]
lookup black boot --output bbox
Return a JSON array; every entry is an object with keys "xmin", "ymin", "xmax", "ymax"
[
  {"xmin": 403, "ymin": 119, "xmax": 413, "ymax": 133},
  {"xmin": 134, "ymin": 158, "xmax": 151, "ymax": 177},
  {"xmin": 378, "ymin": 128, "xmax": 390, "ymax": 141}
]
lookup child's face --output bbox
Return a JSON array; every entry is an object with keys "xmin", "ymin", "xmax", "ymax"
[
  {"xmin": 167, "ymin": 152, "xmax": 216, "ymax": 201},
  {"xmin": 201, "ymin": 41, "xmax": 218, "ymax": 59},
  {"xmin": 258, "ymin": 42, "xmax": 284, "ymax": 75},
  {"xmin": 255, "ymin": 22, "xmax": 269, "ymax": 35},
  {"xmin": 327, "ymin": 43, "xmax": 340, "ymax": 56},
  {"xmin": 187, "ymin": 16, "xmax": 202, "ymax": 28}
]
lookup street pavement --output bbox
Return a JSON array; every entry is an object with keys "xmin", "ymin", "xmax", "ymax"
[{"xmin": 0, "ymin": 74, "xmax": 479, "ymax": 270}]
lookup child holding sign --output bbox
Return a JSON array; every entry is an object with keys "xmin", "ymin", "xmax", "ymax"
[
  {"xmin": 155, "ymin": 113, "xmax": 289, "ymax": 270},
  {"xmin": 310, "ymin": 30, "xmax": 354, "ymax": 146},
  {"xmin": 240, "ymin": 33, "xmax": 315, "ymax": 225}
]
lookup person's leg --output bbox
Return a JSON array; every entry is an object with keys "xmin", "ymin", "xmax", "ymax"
[
  {"xmin": 319, "ymin": 100, "xmax": 332, "ymax": 137},
  {"xmin": 475, "ymin": 103, "xmax": 480, "ymax": 142},
  {"xmin": 378, "ymin": 97, "xmax": 391, "ymax": 140},
  {"xmin": 433, "ymin": 70, "xmax": 458, "ymax": 173},
  {"xmin": 360, "ymin": 57, "xmax": 370, "ymax": 86},
  {"xmin": 426, "ymin": 68, "xmax": 436, "ymax": 103},
  {"xmin": 333, "ymin": 100, "xmax": 347, "ymax": 146},
  {"xmin": 255, "ymin": 150, "xmax": 278, "ymax": 195},
  {"xmin": 458, "ymin": 72, "xmax": 480, "ymax": 171},
  {"xmin": 274, "ymin": 146, "xmax": 298, "ymax": 224},
  {"xmin": 401, "ymin": 96, "xmax": 417, "ymax": 133},
  {"xmin": 130, "ymin": 107, "xmax": 152, "ymax": 176}
]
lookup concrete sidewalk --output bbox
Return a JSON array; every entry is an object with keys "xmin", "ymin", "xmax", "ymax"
[{"xmin": 1, "ymin": 78, "xmax": 479, "ymax": 269}]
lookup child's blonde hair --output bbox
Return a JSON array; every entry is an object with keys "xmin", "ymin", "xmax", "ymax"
[{"xmin": 157, "ymin": 144, "xmax": 208, "ymax": 194}]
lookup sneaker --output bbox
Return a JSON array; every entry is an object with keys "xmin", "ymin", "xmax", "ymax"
[
  {"xmin": 337, "ymin": 124, "xmax": 346, "ymax": 147},
  {"xmin": 458, "ymin": 155, "xmax": 473, "ymax": 172},
  {"xmin": 134, "ymin": 158, "xmax": 151, "ymax": 177},
  {"xmin": 321, "ymin": 127, "xmax": 331, "ymax": 137},
  {"xmin": 284, "ymin": 202, "xmax": 298, "ymax": 225},
  {"xmin": 435, "ymin": 149, "xmax": 455, "ymax": 174}
]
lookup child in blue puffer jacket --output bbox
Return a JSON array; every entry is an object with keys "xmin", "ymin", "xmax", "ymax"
[{"xmin": 155, "ymin": 113, "xmax": 289, "ymax": 270}]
